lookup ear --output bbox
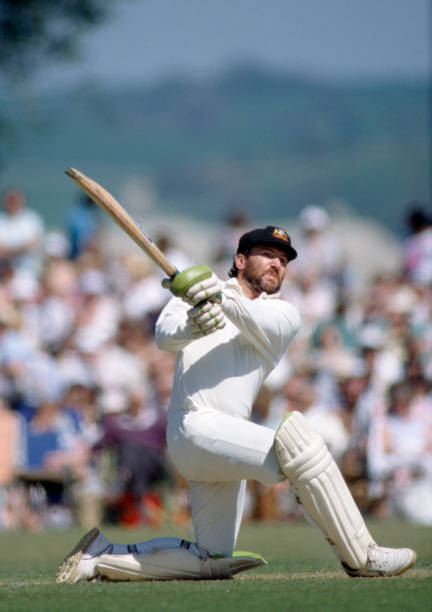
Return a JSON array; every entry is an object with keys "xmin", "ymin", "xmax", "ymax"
[{"xmin": 235, "ymin": 253, "xmax": 247, "ymax": 271}]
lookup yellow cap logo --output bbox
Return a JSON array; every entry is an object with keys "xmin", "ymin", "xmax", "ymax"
[{"xmin": 273, "ymin": 227, "xmax": 289, "ymax": 242}]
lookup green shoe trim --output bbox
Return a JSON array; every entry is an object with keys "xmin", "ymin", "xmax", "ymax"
[{"xmin": 233, "ymin": 551, "xmax": 267, "ymax": 564}]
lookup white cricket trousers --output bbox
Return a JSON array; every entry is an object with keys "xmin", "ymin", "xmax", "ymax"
[{"xmin": 167, "ymin": 406, "xmax": 283, "ymax": 556}]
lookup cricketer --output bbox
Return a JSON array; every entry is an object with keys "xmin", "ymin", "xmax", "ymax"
[{"xmin": 56, "ymin": 226, "xmax": 416, "ymax": 582}]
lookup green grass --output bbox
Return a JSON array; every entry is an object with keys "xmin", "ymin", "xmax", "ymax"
[{"xmin": 0, "ymin": 519, "xmax": 431, "ymax": 612}]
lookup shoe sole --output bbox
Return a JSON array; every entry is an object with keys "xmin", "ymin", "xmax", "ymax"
[
  {"xmin": 56, "ymin": 527, "xmax": 100, "ymax": 583},
  {"xmin": 343, "ymin": 549, "xmax": 417, "ymax": 578}
]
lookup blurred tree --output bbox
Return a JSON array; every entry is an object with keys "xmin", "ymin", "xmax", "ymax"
[
  {"xmin": 0, "ymin": 0, "xmax": 113, "ymax": 172},
  {"xmin": 0, "ymin": 0, "xmax": 109, "ymax": 81}
]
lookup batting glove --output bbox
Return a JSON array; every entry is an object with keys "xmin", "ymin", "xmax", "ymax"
[
  {"xmin": 187, "ymin": 302, "xmax": 226, "ymax": 337},
  {"xmin": 183, "ymin": 272, "xmax": 222, "ymax": 306},
  {"xmin": 162, "ymin": 264, "xmax": 222, "ymax": 305}
]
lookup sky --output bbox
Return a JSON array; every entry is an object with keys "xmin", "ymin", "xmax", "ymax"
[{"xmin": 39, "ymin": 0, "xmax": 431, "ymax": 89}]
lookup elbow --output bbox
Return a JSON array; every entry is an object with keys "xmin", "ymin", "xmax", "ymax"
[
  {"xmin": 155, "ymin": 326, "xmax": 177, "ymax": 352},
  {"xmin": 154, "ymin": 327, "xmax": 169, "ymax": 351}
]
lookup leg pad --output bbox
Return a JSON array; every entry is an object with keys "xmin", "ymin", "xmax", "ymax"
[{"xmin": 275, "ymin": 411, "xmax": 375, "ymax": 569}]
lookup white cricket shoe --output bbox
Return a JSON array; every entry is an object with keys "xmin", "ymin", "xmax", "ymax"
[
  {"xmin": 56, "ymin": 527, "xmax": 111, "ymax": 583},
  {"xmin": 343, "ymin": 544, "xmax": 417, "ymax": 578}
]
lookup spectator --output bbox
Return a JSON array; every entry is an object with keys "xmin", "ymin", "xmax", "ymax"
[
  {"xmin": 73, "ymin": 269, "xmax": 121, "ymax": 354},
  {"xmin": 122, "ymin": 255, "xmax": 170, "ymax": 323},
  {"xmin": 283, "ymin": 370, "xmax": 350, "ymax": 462},
  {"xmin": 43, "ymin": 230, "xmax": 70, "ymax": 261},
  {"xmin": 156, "ymin": 233, "xmax": 193, "ymax": 273},
  {"xmin": 0, "ymin": 305, "xmax": 34, "ymax": 410},
  {"xmin": 93, "ymin": 385, "xmax": 169, "ymax": 527},
  {"xmin": 281, "ymin": 273, "xmax": 337, "ymax": 341},
  {"xmin": 293, "ymin": 204, "xmax": 344, "ymax": 288},
  {"xmin": 66, "ymin": 193, "xmax": 101, "ymax": 260},
  {"xmin": 367, "ymin": 379, "xmax": 432, "ymax": 524},
  {"xmin": 0, "ymin": 397, "xmax": 22, "ymax": 488},
  {"xmin": 16, "ymin": 389, "xmax": 89, "ymax": 529},
  {"xmin": 212, "ymin": 208, "xmax": 251, "ymax": 277},
  {"xmin": 402, "ymin": 205, "xmax": 432, "ymax": 285},
  {"xmin": 0, "ymin": 188, "xmax": 44, "ymax": 275},
  {"xmin": 60, "ymin": 380, "xmax": 105, "ymax": 528}
]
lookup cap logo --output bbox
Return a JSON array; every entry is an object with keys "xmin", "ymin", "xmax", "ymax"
[{"xmin": 273, "ymin": 227, "xmax": 289, "ymax": 242}]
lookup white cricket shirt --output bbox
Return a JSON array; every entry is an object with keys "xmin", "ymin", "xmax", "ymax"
[{"xmin": 155, "ymin": 278, "xmax": 300, "ymax": 421}]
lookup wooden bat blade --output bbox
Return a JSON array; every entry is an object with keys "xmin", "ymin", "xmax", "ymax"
[{"xmin": 65, "ymin": 167, "xmax": 177, "ymax": 278}]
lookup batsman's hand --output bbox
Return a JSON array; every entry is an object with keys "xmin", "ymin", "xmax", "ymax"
[
  {"xmin": 183, "ymin": 272, "xmax": 222, "ymax": 306},
  {"xmin": 163, "ymin": 264, "xmax": 223, "ymax": 306},
  {"xmin": 187, "ymin": 302, "xmax": 226, "ymax": 338}
]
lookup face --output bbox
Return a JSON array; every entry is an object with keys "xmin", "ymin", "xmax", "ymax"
[
  {"xmin": 3, "ymin": 189, "xmax": 24, "ymax": 215},
  {"xmin": 236, "ymin": 244, "xmax": 289, "ymax": 298}
]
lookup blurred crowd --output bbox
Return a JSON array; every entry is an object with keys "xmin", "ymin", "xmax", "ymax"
[{"xmin": 0, "ymin": 186, "xmax": 431, "ymax": 532}]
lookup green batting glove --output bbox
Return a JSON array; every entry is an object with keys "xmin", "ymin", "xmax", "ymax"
[
  {"xmin": 186, "ymin": 302, "xmax": 226, "ymax": 337},
  {"xmin": 163, "ymin": 264, "xmax": 222, "ymax": 305}
]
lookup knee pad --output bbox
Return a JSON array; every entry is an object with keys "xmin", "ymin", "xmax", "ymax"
[{"xmin": 275, "ymin": 411, "xmax": 375, "ymax": 569}]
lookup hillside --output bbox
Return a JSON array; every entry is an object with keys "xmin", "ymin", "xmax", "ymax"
[{"xmin": 1, "ymin": 65, "xmax": 430, "ymax": 233}]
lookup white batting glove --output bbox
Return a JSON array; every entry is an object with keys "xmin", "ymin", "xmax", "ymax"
[
  {"xmin": 187, "ymin": 302, "xmax": 226, "ymax": 337},
  {"xmin": 183, "ymin": 273, "xmax": 223, "ymax": 306}
]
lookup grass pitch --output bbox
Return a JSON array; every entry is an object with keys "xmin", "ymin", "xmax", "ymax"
[{"xmin": 0, "ymin": 519, "xmax": 430, "ymax": 612}]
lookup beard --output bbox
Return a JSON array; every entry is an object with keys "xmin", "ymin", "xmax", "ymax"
[{"xmin": 242, "ymin": 266, "xmax": 282, "ymax": 295}]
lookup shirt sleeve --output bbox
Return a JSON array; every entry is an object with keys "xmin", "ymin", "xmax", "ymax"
[
  {"xmin": 155, "ymin": 297, "xmax": 194, "ymax": 352},
  {"xmin": 221, "ymin": 286, "xmax": 301, "ymax": 367}
]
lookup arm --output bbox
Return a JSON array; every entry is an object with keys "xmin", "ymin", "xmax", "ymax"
[
  {"xmin": 160, "ymin": 265, "xmax": 299, "ymax": 362},
  {"xmin": 221, "ymin": 284, "xmax": 301, "ymax": 366},
  {"xmin": 156, "ymin": 265, "xmax": 226, "ymax": 352},
  {"xmin": 156, "ymin": 298, "xmax": 226, "ymax": 352},
  {"xmin": 155, "ymin": 297, "xmax": 194, "ymax": 352}
]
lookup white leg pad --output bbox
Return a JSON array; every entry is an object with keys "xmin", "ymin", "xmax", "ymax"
[
  {"xmin": 96, "ymin": 545, "xmax": 265, "ymax": 581},
  {"xmin": 274, "ymin": 411, "xmax": 375, "ymax": 568}
]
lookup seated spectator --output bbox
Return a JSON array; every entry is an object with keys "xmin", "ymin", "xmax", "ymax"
[
  {"xmin": 122, "ymin": 259, "xmax": 170, "ymax": 323},
  {"xmin": 284, "ymin": 370, "xmax": 351, "ymax": 462},
  {"xmin": 43, "ymin": 230, "xmax": 70, "ymax": 261},
  {"xmin": 367, "ymin": 379, "xmax": 432, "ymax": 524},
  {"xmin": 66, "ymin": 193, "xmax": 101, "ymax": 260},
  {"xmin": 293, "ymin": 205, "xmax": 344, "ymax": 289},
  {"xmin": 73, "ymin": 269, "xmax": 121, "ymax": 354},
  {"xmin": 0, "ymin": 398, "xmax": 22, "ymax": 487},
  {"xmin": 93, "ymin": 385, "xmax": 169, "ymax": 527},
  {"xmin": 8, "ymin": 271, "xmax": 42, "ymax": 350},
  {"xmin": 0, "ymin": 398, "xmax": 24, "ymax": 529},
  {"xmin": 212, "ymin": 208, "xmax": 251, "ymax": 277},
  {"xmin": 156, "ymin": 233, "xmax": 193, "ymax": 274},
  {"xmin": 16, "ymin": 389, "xmax": 89, "ymax": 529},
  {"xmin": 357, "ymin": 324, "xmax": 399, "ymax": 399},
  {"xmin": 0, "ymin": 306, "xmax": 36, "ymax": 412},
  {"xmin": 281, "ymin": 273, "xmax": 337, "ymax": 340},
  {"xmin": 402, "ymin": 205, "xmax": 432, "ymax": 285},
  {"xmin": 0, "ymin": 188, "xmax": 44, "ymax": 275},
  {"xmin": 60, "ymin": 379, "xmax": 105, "ymax": 528},
  {"xmin": 89, "ymin": 336, "xmax": 146, "ymax": 395}
]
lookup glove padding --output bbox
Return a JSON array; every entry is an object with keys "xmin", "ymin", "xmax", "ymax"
[
  {"xmin": 183, "ymin": 272, "xmax": 222, "ymax": 306},
  {"xmin": 187, "ymin": 302, "xmax": 226, "ymax": 338},
  {"xmin": 162, "ymin": 264, "xmax": 222, "ymax": 306}
]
